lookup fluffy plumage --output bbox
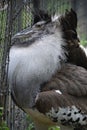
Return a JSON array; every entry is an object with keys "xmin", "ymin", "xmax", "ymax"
[
  {"xmin": 9, "ymin": 13, "xmax": 66, "ymax": 108},
  {"xmin": 8, "ymin": 9, "xmax": 87, "ymax": 130}
]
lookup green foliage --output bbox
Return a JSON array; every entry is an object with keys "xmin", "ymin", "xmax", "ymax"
[
  {"xmin": 26, "ymin": 115, "xmax": 35, "ymax": 130},
  {"xmin": 0, "ymin": 122, "xmax": 9, "ymax": 130},
  {"xmin": 26, "ymin": 123, "xmax": 34, "ymax": 130},
  {"xmin": 81, "ymin": 40, "xmax": 87, "ymax": 47},
  {"xmin": 0, "ymin": 107, "xmax": 9, "ymax": 130},
  {"xmin": 80, "ymin": 34, "xmax": 87, "ymax": 46},
  {"xmin": 0, "ymin": 107, "xmax": 3, "ymax": 117},
  {"xmin": 48, "ymin": 126, "xmax": 60, "ymax": 130}
]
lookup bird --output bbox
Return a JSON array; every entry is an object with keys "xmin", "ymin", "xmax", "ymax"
[{"xmin": 8, "ymin": 9, "xmax": 87, "ymax": 130}]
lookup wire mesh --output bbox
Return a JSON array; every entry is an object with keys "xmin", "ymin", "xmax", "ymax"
[
  {"xmin": 0, "ymin": 1, "xmax": 33, "ymax": 130},
  {"xmin": 0, "ymin": 0, "xmax": 7, "ymax": 106},
  {"xmin": 0, "ymin": 0, "xmax": 87, "ymax": 130}
]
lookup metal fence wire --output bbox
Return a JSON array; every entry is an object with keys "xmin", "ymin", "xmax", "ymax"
[{"xmin": 0, "ymin": 0, "xmax": 87, "ymax": 130}]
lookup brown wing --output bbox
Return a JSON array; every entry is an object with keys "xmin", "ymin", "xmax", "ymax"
[
  {"xmin": 34, "ymin": 64, "xmax": 87, "ymax": 128},
  {"xmin": 35, "ymin": 63, "xmax": 87, "ymax": 115}
]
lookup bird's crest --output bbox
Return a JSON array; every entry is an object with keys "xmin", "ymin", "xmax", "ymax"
[{"xmin": 59, "ymin": 8, "xmax": 77, "ymax": 32}]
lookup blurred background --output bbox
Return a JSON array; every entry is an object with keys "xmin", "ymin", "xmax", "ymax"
[{"xmin": 0, "ymin": 0, "xmax": 87, "ymax": 130}]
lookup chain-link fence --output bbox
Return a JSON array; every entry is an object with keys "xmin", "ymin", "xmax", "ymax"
[
  {"xmin": 0, "ymin": 1, "xmax": 33, "ymax": 130},
  {"xmin": 0, "ymin": 0, "xmax": 87, "ymax": 130}
]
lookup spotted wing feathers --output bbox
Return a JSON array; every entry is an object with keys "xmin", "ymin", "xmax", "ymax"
[{"xmin": 34, "ymin": 64, "xmax": 87, "ymax": 128}]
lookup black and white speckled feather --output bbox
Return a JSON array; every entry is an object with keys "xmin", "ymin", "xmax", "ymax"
[{"xmin": 46, "ymin": 106, "xmax": 87, "ymax": 126}]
